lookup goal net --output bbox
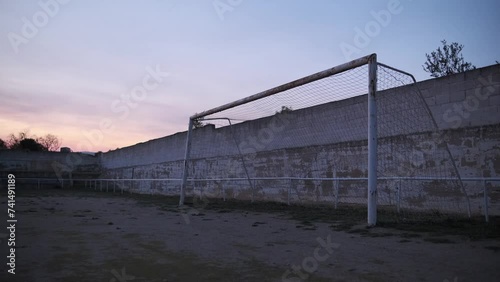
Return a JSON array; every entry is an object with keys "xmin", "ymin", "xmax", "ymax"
[{"xmin": 179, "ymin": 54, "xmax": 468, "ymax": 225}]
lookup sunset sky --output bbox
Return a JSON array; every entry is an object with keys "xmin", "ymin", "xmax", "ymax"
[{"xmin": 0, "ymin": 0, "xmax": 499, "ymax": 152}]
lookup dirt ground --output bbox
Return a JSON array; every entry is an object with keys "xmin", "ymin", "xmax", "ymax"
[{"xmin": 1, "ymin": 189, "xmax": 499, "ymax": 282}]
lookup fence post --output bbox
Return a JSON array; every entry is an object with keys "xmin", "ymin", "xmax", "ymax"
[
  {"xmin": 251, "ymin": 179, "xmax": 255, "ymax": 203},
  {"xmin": 335, "ymin": 179, "xmax": 339, "ymax": 209},
  {"xmin": 397, "ymin": 179, "xmax": 401, "ymax": 214},
  {"xmin": 180, "ymin": 118, "xmax": 194, "ymax": 206},
  {"xmin": 483, "ymin": 180, "xmax": 489, "ymax": 223},
  {"xmin": 287, "ymin": 179, "xmax": 291, "ymax": 206},
  {"xmin": 222, "ymin": 184, "xmax": 226, "ymax": 202}
]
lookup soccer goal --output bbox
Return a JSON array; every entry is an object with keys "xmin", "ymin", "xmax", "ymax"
[{"xmin": 179, "ymin": 54, "xmax": 467, "ymax": 226}]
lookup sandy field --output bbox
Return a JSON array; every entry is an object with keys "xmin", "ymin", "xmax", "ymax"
[{"xmin": 0, "ymin": 189, "xmax": 499, "ymax": 282}]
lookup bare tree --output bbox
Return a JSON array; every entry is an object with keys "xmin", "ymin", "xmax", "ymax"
[
  {"xmin": 6, "ymin": 130, "xmax": 31, "ymax": 149},
  {"xmin": 38, "ymin": 134, "xmax": 61, "ymax": 151},
  {"xmin": 4, "ymin": 131, "xmax": 61, "ymax": 151},
  {"xmin": 423, "ymin": 40, "xmax": 476, "ymax": 78}
]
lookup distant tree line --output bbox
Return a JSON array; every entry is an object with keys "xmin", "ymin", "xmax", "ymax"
[{"xmin": 0, "ymin": 131, "xmax": 61, "ymax": 152}]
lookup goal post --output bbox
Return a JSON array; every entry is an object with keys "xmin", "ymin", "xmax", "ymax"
[
  {"xmin": 179, "ymin": 53, "xmax": 379, "ymax": 221},
  {"xmin": 367, "ymin": 54, "xmax": 377, "ymax": 226},
  {"xmin": 179, "ymin": 118, "xmax": 193, "ymax": 206},
  {"xmin": 178, "ymin": 53, "xmax": 466, "ymax": 226}
]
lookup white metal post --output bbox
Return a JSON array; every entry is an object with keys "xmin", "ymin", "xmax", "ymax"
[
  {"xmin": 180, "ymin": 118, "xmax": 194, "ymax": 206},
  {"xmin": 483, "ymin": 180, "xmax": 489, "ymax": 223},
  {"xmin": 288, "ymin": 179, "xmax": 291, "ymax": 206},
  {"xmin": 367, "ymin": 54, "xmax": 378, "ymax": 226},
  {"xmin": 251, "ymin": 179, "xmax": 255, "ymax": 203},
  {"xmin": 397, "ymin": 179, "xmax": 401, "ymax": 214},
  {"xmin": 191, "ymin": 179, "xmax": 196, "ymax": 198},
  {"xmin": 334, "ymin": 179, "xmax": 339, "ymax": 209}
]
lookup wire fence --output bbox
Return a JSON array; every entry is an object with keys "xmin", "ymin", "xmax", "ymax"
[{"xmin": 3, "ymin": 176, "xmax": 498, "ymax": 223}]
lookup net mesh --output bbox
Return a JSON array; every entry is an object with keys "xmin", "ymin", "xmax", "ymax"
[
  {"xmin": 183, "ymin": 61, "xmax": 473, "ymax": 221},
  {"xmin": 375, "ymin": 65, "xmax": 469, "ymax": 221}
]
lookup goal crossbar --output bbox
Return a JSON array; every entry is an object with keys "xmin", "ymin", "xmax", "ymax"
[
  {"xmin": 180, "ymin": 53, "xmax": 379, "ymax": 225},
  {"xmin": 190, "ymin": 54, "xmax": 376, "ymax": 120}
]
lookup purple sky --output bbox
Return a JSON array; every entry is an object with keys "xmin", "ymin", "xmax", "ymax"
[{"xmin": 1, "ymin": 0, "xmax": 499, "ymax": 152}]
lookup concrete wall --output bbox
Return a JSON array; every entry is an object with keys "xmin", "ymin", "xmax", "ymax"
[
  {"xmin": 420, "ymin": 65, "xmax": 500, "ymax": 129},
  {"xmin": 102, "ymin": 64, "xmax": 500, "ymax": 169},
  {"xmin": 0, "ymin": 150, "xmax": 100, "ymax": 180},
  {"xmin": 101, "ymin": 124, "xmax": 499, "ymax": 213},
  {"xmin": 3, "ymin": 64, "xmax": 496, "ymax": 216},
  {"xmin": 100, "ymin": 65, "xmax": 500, "ymax": 216}
]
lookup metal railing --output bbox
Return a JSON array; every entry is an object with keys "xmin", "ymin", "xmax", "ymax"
[{"xmin": 2, "ymin": 176, "xmax": 498, "ymax": 222}]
